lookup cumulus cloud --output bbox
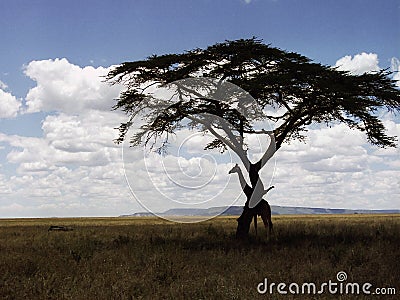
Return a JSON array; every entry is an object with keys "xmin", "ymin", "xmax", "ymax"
[
  {"xmin": 24, "ymin": 58, "xmax": 121, "ymax": 114},
  {"xmin": 1, "ymin": 110, "xmax": 125, "ymax": 171},
  {"xmin": 335, "ymin": 52, "xmax": 380, "ymax": 75},
  {"xmin": 1, "ymin": 115, "xmax": 400, "ymax": 216},
  {"xmin": 0, "ymin": 125, "xmax": 135, "ymax": 217},
  {"xmin": 0, "ymin": 58, "xmax": 135, "ymax": 217},
  {"xmin": 0, "ymin": 83, "xmax": 22, "ymax": 118},
  {"xmin": 0, "ymin": 56, "xmax": 400, "ymax": 217}
]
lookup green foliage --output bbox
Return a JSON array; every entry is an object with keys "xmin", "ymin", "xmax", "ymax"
[
  {"xmin": 107, "ymin": 38, "xmax": 400, "ymax": 150},
  {"xmin": 1, "ymin": 215, "xmax": 399, "ymax": 299}
]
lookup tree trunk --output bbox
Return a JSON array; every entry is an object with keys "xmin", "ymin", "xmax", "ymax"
[
  {"xmin": 236, "ymin": 163, "xmax": 261, "ymax": 239},
  {"xmin": 236, "ymin": 199, "xmax": 273, "ymax": 239},
  {"xmin": 236, "ymin": 206, "xmax": 254, "ymax": 239}
]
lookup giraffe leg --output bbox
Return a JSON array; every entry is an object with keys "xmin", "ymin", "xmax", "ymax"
[
  {"xmin": 265, "ymin": 201, "xmax": 276, "ymax": 240},
  {"xmin": 259, "ymin": 200, "xmax": 273, "ymax": 239},
  {"xmin": 266, "ymin": 201, "xmax": 273, "ymax": 235},
  {"xmin": 254, "ymin": 214, "xmax": 258, "ymax": 236}
]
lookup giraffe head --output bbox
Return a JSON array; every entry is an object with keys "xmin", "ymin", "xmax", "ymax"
[{"xmin": 228, "ymin": 163, "xmax": 240, "ymax": 174}]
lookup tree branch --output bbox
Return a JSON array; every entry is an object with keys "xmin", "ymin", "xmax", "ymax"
[
  {"xmin": 243, "ymin": 129, "xmax": 274, "ymax": 134},
  {"xmin": 255, "ymin": 131, "xmax": 276, "ymax": 169},
  {"xmin": 186, "ymin": 115, "xmax": 251, "ymax": 169}
]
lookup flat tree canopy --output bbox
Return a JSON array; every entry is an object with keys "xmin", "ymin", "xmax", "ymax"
[{"xmin": 107, "ymin": 38, "xmax": 400, "ymax": 153}]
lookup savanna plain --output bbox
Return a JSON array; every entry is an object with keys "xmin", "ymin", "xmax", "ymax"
[{"xmin": 1, "ymin": 214, "xmax": 399, "ymax": 299}]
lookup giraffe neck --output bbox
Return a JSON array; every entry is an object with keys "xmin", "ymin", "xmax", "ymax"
[{"xmin": 236, "ymin": 168, "xmax": 248, "ymax": 190}]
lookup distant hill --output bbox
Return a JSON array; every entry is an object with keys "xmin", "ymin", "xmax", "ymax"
[{"xmin": 120, "ymin": 205, "xmax": 400, "ymax": 217}]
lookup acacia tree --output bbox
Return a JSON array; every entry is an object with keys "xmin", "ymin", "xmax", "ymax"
[{"xmin": 107, "ymin": 38, "xmax": 400, "ymax": 238}]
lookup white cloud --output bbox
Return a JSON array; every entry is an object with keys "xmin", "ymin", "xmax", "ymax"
[
  {"xmin": 0, "ymin": 86, "xmax": 22, "ymax": 118},
  {"xmin": 335, "ymin": 52, "xmax": 380, "ymax": 75},
  {"xmin": 24, "ymin": 58, "xmax": 121, "ymax": 114},
  {"xmin": 0, "ymin": 57, "xmax": 400, "ymax": 217},
  {"xmin": 1, "ymin": 115, "xmax": 400, "ymax": 216},
  {"xmin": 0, "ymin": 126, "xmax": 135, "ymax": 217},
  {"xmin": 271, "ymin": 122, "xmax": 400, "ymax": 210},
  {"xmin": 1, "ymin": 110, "xmax": 124, "ymax": 171},
  {"xmin": 0, "ymin": 58, "xmax": 140, "ymax": 217}
]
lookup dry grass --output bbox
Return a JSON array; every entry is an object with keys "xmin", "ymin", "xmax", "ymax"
[{"xmin": 0, "ymin": 214, "xmax": 399, "ymax": 299}]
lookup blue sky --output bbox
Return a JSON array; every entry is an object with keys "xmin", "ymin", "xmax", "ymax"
[
  {"xmin": 2, "ymin": 0, "xmax": 399, "ymax": 96},
  {"xmin": 0, "ymin": 0, "xmax": 399, "ymax": 217}
]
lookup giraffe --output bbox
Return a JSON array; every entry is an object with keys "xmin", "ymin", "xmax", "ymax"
[
  {"xmin": 229, "ymin": 164, "xmax": 274, "ymax": 237},
  {"xmin": 228, "ymin": 164, "xmax": 274, "ymax": 200},
  {"xmin": 229, "ymin": 163, "xmax": 253, "ymax": 200}
]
